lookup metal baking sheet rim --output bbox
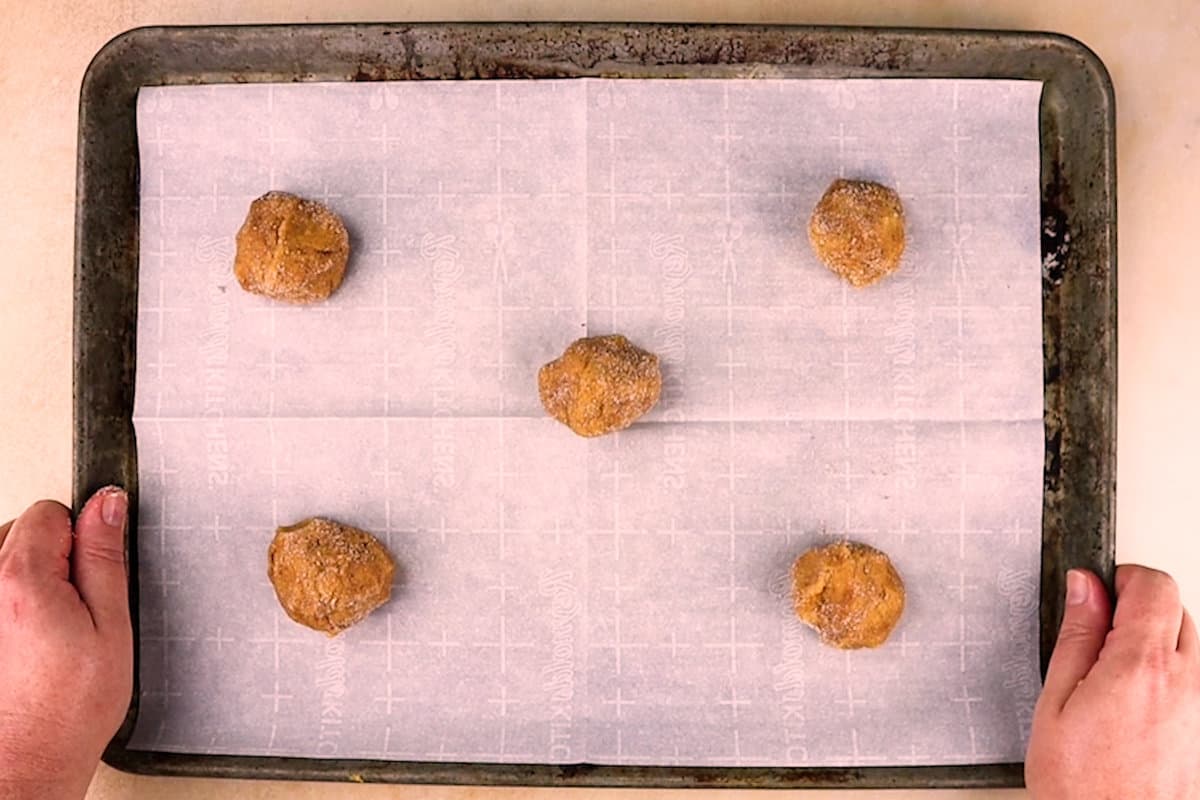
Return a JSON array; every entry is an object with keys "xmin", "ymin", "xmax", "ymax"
[{"xmin": 72, "ymin": 22, "xmax": 1116, "ymax": 789}]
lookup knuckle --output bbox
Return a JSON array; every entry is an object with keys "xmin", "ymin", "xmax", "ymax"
[
  {"xmin": 78, "ymin": 537, "xmax": 127, "ymax": 566},
  {"xmin": 1130, "ymin": 567, "xmax": 1181, "ymax": 602},
  {"xmin": 1120, "ymin": 645, "xmax": 1175, "ymax": 680},
  {"xmin": 1056, "ymin": 617, "xmax": 1101, "ymax": 644},
  {"xmin": 19, "ymin": 499, "xmax": 70, "ymax": 527},
  {"xmin": 1058, "ymin": 619, "xmax": 1092, "ymax": 638}
]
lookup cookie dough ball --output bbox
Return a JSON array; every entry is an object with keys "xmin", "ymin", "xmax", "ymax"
[
  {"xmin": 234, "ymin": 191, "xmax": 350, "ymax": 303},
  {"xmin": 538, "ymin": 334, "xmax": 662, "ymax": 438},
  {"xmin": 267, "ymin": 517, "xmax": 395, "ymax": 636},
  {"xmin": 808, "ymin": 179, "xmax": 906, "ymax": 288},
  {"xmin": 791, "ymin": 541, "xmax": 905, "ymax": 649}
]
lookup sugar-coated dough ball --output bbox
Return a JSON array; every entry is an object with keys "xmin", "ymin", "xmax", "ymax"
[
  {"xmin": 538, "ymin": 334, "xmax": 662, "ymax": 438},
  {"xmin": 234, "ymin": 191, "xmax": 350, "ymax": 303},
  {"xmin": 267, "ymin": 517, "xmax": 394, "ymax": 636},
  {"xmin": 808, "ymin": 179, "xmax": 906, "ymax": 287},
  {"xmin": 791, "ymin": 540, "xmax": 905, "ymax": 649}
]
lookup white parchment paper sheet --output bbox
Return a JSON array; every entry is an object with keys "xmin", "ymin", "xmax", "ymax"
[{"xmin": 130, "ymin": 79, "xmax": 1045, "ymax": 766}]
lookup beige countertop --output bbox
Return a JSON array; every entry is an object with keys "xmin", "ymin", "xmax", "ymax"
[{"xmin": 3, "ymin": 0, "xmax": 1197, "ymax": 798}]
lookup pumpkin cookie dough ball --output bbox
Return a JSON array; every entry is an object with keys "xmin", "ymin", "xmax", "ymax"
[
  {"xmin": 538, "ymin": 334, "xmax": 662, "ymax": 438},
  {"xmin": 808, "ymin": 179, "xmax": 906, "ymax": 288},
  {"xmin": 791, "ymin": 541, "xmax": 905, "ymax": 649},
  {"xmin": 267, "ymin": 517, "xmax": 395, "ymax": 636},
  {"xmin": 234, "ymin": 191, "xmax": 350, "ymax": 303}
]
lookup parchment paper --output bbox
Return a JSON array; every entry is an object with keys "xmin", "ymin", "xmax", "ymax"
[{"xmin": 130, "ymin": 79, "xmax": 1045, "ymax": 766}]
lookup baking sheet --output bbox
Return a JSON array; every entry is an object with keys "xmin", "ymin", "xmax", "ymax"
[{"xmin": 130, "ymin": 78, "xmax": 1045, "ymax": 766}]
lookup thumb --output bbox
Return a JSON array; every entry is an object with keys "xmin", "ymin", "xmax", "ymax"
[
  {"xmin": 72, "ymin": 486, "xmax": 132, "ymax": 633},
  {"xmin": 1038, "ymin": 569, "xmax": 1112, "ymax": 714}
]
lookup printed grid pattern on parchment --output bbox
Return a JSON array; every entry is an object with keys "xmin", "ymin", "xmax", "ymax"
[{"xmin": 130, "ymin": 78, "xmax": 1045, "ymax": 766}]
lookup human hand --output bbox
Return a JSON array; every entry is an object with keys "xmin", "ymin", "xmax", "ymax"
[
  {"xmin": 1026, "ymin": 565, "xmax": 1200, "ymax": 799},
  {"xmin": 0, "ymin": 489, "xmax": 133, "ymax": 800}
]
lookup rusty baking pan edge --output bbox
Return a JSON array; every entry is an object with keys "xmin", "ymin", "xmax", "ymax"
[{"xmin": 73, "ymin": 22, "xmax": 1115, "ymax": 789}]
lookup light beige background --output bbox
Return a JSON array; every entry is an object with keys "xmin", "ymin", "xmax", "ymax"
[{"xmin": 2, "ymin": 1, "xmax": 1197, "ymax": 798}]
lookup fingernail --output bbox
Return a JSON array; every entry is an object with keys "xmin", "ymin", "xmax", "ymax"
[
  {"xmin": 100, "ymin": 487, "xmax": 128, "ymax": 528},
  {"xmin": 1066, "ymin": 569, "xmax": 1089, "ymax": 606}
]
